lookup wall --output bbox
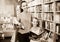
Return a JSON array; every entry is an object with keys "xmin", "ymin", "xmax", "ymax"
[{"xmin": 0, "ymin": 0, "xmax": 15, "ymax": 17}]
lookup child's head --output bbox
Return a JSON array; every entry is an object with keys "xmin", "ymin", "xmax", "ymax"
[{"xmin": 32, "ymin": 17, "xmax": 39, "ymax": 27}]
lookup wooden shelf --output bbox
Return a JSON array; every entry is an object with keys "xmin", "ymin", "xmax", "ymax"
[
  {"xmin": 56, "ymin": 11, "xmax": 60, "ymax": 13},
  {"xmin": 36, "ymin": 11, "xmax": 42, "ymax": 13},
  {"xmin": 55, "ymin": 0, "xmax": 60, "ymax": 2},
  {"xmin": 43, "ymin": 20, "xmax": 53, "ymax": 22},
  {"xmin": 44, "ymin": 11, "xmax": 54, "ymax": 13},
  {"xmin": 44, "ymin": 1, "xmax": 54, "ymax": 4},
  {"xmin": 30, "ymin": 12, "xmax": 35, "ymax": 13},
  {"xmin": 56, "ymin": 32, "xmax": 60, "ymax": 35},
  {"xmin": 55, "ymin": 22, "xmax": 60, "ymax": 24},
  {"xmin": 28, "ymin": 1, "xmax": 42, "ymax": 7},
  {"xmin": 45, "ymin": 28, "xmax": 50, "ymax": 31}
]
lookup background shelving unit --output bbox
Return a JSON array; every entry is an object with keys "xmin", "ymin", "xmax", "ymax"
[{"xmin": 27, "ymin": 0, "xmax": 60, "ymax": 42}]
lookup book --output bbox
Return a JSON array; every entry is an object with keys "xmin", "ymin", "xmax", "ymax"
[
  {"xmin": 44, "ymin": 5, "xmax": 49, "ymax": 12},
  {"xmin": 45, "ymin": 21, "xmax": 50, "ymax": 30},
  {"xmin": 56, "ymin": 25, "xmax": 59, "ymax": 33},
  {"xmin": 39, "ymin": 20, "xmax": 42, "ymax": 27},
  {"xmin": 32, "ymin": 13, "xmax": 42, "ymax": 19},
  {"xmin": 37, "ymin": 13, "xmax": 42, "ymax": 19},
  {"xmin": 43, "ymin": 13, "xmax": 47, "ymax": 20},
  {"xmin": 36, "ymin": 5, "xmax": 42, "ymax": 12},
  {"xmin": 56, "ymin": 24, "xmax": 60, "ymax": 34},
  {"xmin": 46, "ymin": 13, "xmax": 50, "ymax": 21},
  {"xmin": 49, "ymin": 4, "xmax": 54, "ymax": 11},
  {"xmin": 50, "ymin": 23, "xmax": 54, "ymax": 32},
  {"xmin": 41, "ymin": 13, "xmax": 44, "ymax": 20},
  {"xmin": 28, "ymin": 7, "xmax": 35, "ymax": 13},
  {"xmin": 56, "ymin": 2, "xmax": 60, "ymax": 11},
  {"xmin": 54, "ymin": 13, "xmax": 60, "ymax": 23},
  {"xmin": 42, "ymin": 21, "xmax": 45, "ymax": 29},
  {"xmin": 49, "ymin": 13, "xmax": 53, "ymax": 21}
]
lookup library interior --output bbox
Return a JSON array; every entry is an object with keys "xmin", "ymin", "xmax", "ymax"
[{"xmin": 0, "ymin": 0, "xmax": 60, "ymax": 42}]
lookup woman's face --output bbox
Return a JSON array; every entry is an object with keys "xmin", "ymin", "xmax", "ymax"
[
  {"xmin": 32, "ymin": 18, "xmax": 38, "ymax": 26},
  {"xmin": 21, "ymin": 2, "xmax": 27, "ymax": 10}
]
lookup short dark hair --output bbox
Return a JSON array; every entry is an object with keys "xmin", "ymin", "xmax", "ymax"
[{"xmin": 21, "ymin": 1, "xmax": 27, "ymax": 4}]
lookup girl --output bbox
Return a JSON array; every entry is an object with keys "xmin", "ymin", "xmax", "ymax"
[{"xmin": 29, "ymin": 17, "xmax": 44, "ymax": 42}]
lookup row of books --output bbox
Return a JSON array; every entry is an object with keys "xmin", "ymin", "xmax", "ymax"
[
  {"xmin": 31, "ymin": 12, "xmax": 53, "ymax": 21},
  {"xmin": 28, "ymin": 7, "xmax": 35, "ymax": 13},
  {"xmin": 45, "ymin": 21, "xmax": 55, "ymax": 32},
  {"xmin": 28, "ymin": 5, "xmax": 42, "ymax": 12},
  {"xmin": 44, "ymin": 4, "xmax": 54, "ymax": 12},
  {"xmin": 28, "ymin": 0, "xmax": 60, "ymax": 12},
  {"xmin": 35, "ymin": 5, "xmax": 42, "ymax": 12},
  {"xmin": 45, "ymin": 21, "xmax": 60, "ymax": 34},
  {"xmin": 43, "ymin": 13, "xmax": 53, "ymax": 21},
  {"xmin": 32, "ymin": 13, "xmax": 42, "ymax": 19},
  {"xmin": 38, "ymin": 20, "xmax": 54, "ymax": 31},
  {"xmin": 38, "ymin": 20, "xmax": 57, "ymax": 33},
  {"xmin": 44, "ymin": 1, "xmax": 60, "ymax": 11}
]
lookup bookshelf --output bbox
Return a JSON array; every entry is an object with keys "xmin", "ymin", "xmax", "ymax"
[
  {"xmin": 44, "ymin": 3, "xmax": 54, "ymax": 12},
  {"xmin": 27, "ymin": 0, "xmax": 60, "ymax": 42}
]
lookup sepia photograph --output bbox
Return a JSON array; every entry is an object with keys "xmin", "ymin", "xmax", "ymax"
[{"xmin": 0, "ymin": 0, "xmax": 60, "ymax": 42}]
